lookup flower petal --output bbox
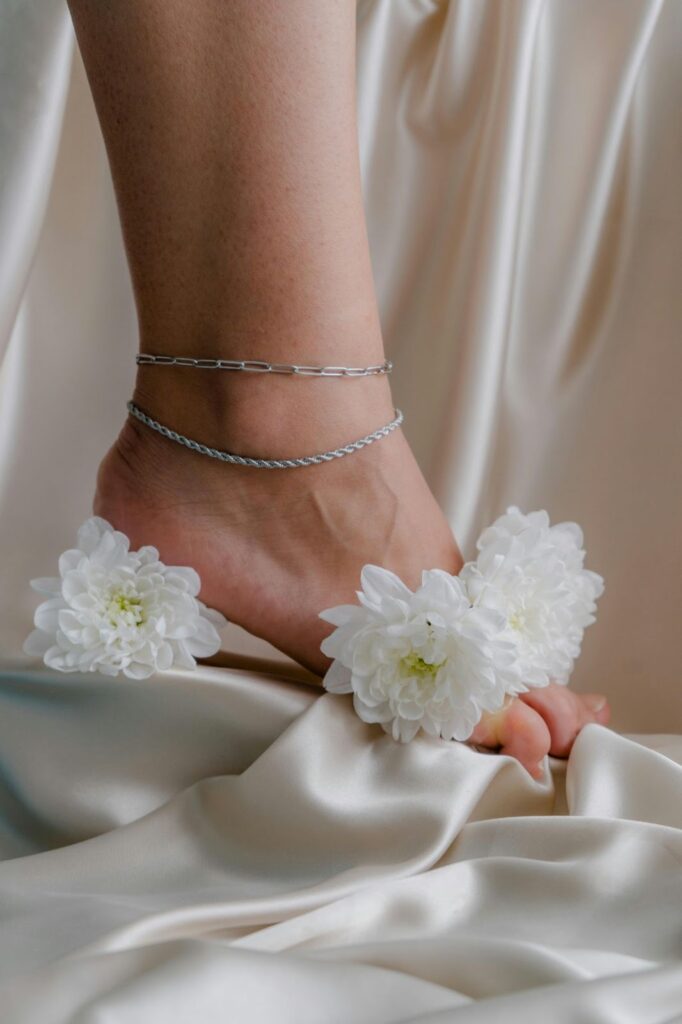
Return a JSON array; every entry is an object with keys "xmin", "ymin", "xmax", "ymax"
[
  {"xmin": 184, "ymin": 615, "xmax": 222, "ymax": 658},
  {"xmin": 29, "ymin": 577, "xmax": 61, "ymax": 596},
  {"xmin": 318, "ymin": 605, "xmax": 365, "ymax": 628},
  {"xmin": 34, "ymin": 597, "xmax": 65, "ymax": 634},
  {"xmin": 124, "ymin": 661, "xmax": 156, "ymax": 680},
  {"xmin": 198, "ymin": 603, "xmax": 228, "ymax": 629},
  {"xmin": 164, "ymin": 567, "xmax": 201, "ymax": 596},
  {"xmin": 322, "ymin": 659, "xmax": 353, "ymax": 694},
  {"xmin": 359, "ymin": 565, "xmax": 412, "ymax": 606},
  {"xmin": 22, "ymin": 629, "xmax": 52, "ymax": 656},
  {"xmin": 353, "ymin": 694, "xmax": 393, "ymax": 725},
  {"xmin": 76, "ymin": 516, "xmax": 112, "ymax": 555},
  {"xmin": 155, "ymin": 641, "xmax": 174, "ymax": 671}
]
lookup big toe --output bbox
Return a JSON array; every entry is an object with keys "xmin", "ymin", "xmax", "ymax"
[
  {"xmin": 519, "ymin": 684, "xmax": 610, "ymax": 758},
  {"xmin": 471, "ymin": 698, "xmax": 551, "ymax": 780}
]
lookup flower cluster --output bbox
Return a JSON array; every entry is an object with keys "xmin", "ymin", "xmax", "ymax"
[
  {"xmin": 321, "ymin": 567, "xmax": 520, "ymax": 742},
  {"xmin": 320, "ymin": 507, "xmax": 604, "ymax": 743},
  {"xmin": 23, "ymin": 517, "xmax": 226, "ymax": 679}
]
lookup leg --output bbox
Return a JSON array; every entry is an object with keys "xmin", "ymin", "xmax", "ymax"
[
  {"xmin": 71, "ymin": 0, "xmax": 457, "ymax": 655},
  {"xmin": 68, "ymin": 0, "xmax": 608, "ymax": 774},
  {"xmin": 68, "ymin": 0, "xmax": 393, "ymax": 455}
]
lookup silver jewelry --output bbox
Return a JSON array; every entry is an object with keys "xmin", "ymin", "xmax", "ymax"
[
  {"xmin": 127, "ymin": 401, "xmax": 403, "ymax": 469},
  {"xmin": 136, "ymin": 354, "xmax": 392, "ymax": 377}
]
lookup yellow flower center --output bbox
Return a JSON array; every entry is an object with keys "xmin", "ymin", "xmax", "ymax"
[
  {"xmin": 509, "ymin": 611, "xmax": 527, "ymax": 631},
  {"xmin": 108, "ymin": 592, "xmax": 146, "ymax": 626},
  {"xmin": 400, "ymin": 652, "xmax": 445, "ymax": 680}
]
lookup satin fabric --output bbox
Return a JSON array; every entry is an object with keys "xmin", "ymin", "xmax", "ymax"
[
  {"xmin": 0, "ymin": 662, "xmax": 681, "ymax": 1022},
  {"xmin": 0, "ymin": 1, "xmax": 681, "ymax": 1020}
]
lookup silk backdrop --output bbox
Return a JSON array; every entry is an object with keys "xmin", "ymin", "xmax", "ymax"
[{"xmin": 0, "ymin": 1, "xmax": 681, "ymax": 1021}]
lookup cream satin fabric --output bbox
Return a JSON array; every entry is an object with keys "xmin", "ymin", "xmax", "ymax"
[
  {"xmin": 0, "ymin": 1, "xmax": 681, "ymax": 1020},
  {"xmin": 0, "ymin": 661, "xmax": 681, "ymax": 1021}
]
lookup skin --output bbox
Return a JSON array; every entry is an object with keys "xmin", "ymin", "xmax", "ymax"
[{"xmin": 68, "ymin": 0, "xmax": 610, "ymax": 778}]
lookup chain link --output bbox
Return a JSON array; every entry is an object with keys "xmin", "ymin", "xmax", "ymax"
[
  {"xmin": 136, "ymin": 354, "xmax": 392, "ymax": 377},
  {"xmin": 127, "ymin": 401, "xmax": 403, "ymax": 469}
]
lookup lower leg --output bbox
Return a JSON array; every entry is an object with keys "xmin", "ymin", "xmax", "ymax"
[{"xmin": 68, "ymin": 0, "xmax": 393, "ymax": 455}]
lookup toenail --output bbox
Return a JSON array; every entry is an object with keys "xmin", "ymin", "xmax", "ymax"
[{"xmin": 584, "ymin": 695, "xmax": 607, "ymax": 712}]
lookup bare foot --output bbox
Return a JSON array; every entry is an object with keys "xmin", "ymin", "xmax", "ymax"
[
  {"xmin": 94, "ymin": 378, "xmax": 609, "ymax": 775},
  {"xmin": 94, "ymin": 378, "xmax": 460, "ymax": 674},
  {"xmin": 471, "ymin": 686, "xmax": 611, "ymax": 778}
]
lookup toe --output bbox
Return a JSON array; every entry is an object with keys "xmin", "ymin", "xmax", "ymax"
[
  {"xmin": 519, "ymin": 684, "xmax": 610, "ymax": 758},
  {"xmin": 580, "ymin": 692, "xmax": 611, "ymax": 727},
  {"xmin": 497, "ymin": 699, "xmax": 552, "ymax": 779},
  {"xmin": 471, "ymin": 698, "xmax": 551, "ymax": 780}
]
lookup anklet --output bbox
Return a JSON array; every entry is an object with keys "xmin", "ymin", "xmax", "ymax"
[
  {"xmin": 136, "ymin": 354, "xmax": 392, "ymax": 377},
  {"xmin": 126, "ymin": 400, "xmax": 403, "ymax": 469}
]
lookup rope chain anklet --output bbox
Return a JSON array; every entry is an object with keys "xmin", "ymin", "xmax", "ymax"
[
  {"xmin": 136, "ymin": 354, "xmax": 392, "ymax": 377},
  {"xmin": 126, "ymin": 401, "xmax": 404, "ymax": 469}
]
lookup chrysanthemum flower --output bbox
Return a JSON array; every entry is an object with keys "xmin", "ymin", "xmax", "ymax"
[
  {"xmin": 460, "ymin": 506, "xmax": 604, "ymax": 691},
  {"xmin": 320, "ymin": 565, "xmax": 518, "ymax": 742},
  {"xmin": 23, "ymin": 517, "xmax": 226, "ymax": 679}
]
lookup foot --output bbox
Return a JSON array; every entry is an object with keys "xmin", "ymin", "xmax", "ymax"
[
  {"xmin": 94, "ymin": 371, "xmax": 609, "ymax": 775},
  {"xmin": 471, "ymin": 685, "xmax": 611, "ymax": 778},
  {"xmin": 94, "ymin": 371, "xmax": 460, "ymax": 675}
]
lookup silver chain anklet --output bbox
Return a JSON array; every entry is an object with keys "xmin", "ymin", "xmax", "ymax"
[
  {"xmin": 126, "ymin": 401, "xmax": 403, "ymax": 469},
  {"xmin": 136, "ymin": 354, "xmax": 392, "ymax": 377}
]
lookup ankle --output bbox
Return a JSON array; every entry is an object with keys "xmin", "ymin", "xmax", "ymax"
[{"xmin": 131, "ymin": 367, "xmax": 396, "ymax": 460}]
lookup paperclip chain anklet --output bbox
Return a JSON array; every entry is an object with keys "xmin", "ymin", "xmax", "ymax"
[
  {"xmin": 126, "ymin": 401, "xmax": 404, "ymax": 470},
  {"xmin": 136, "ymin": 354, "xmax": 392, "ymax": 377}
]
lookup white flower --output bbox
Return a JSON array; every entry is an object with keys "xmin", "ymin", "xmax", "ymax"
[
  {"xmin": 23, "ymin": 517, "xmax": 226, "ymax": 679},
  {"xmin": 460, "ymin": 506, "xmax": 604, "ymax": 691},
  {"xmin": 319, "ymin": 565, "xmax": 518, "ymax": 743}
]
